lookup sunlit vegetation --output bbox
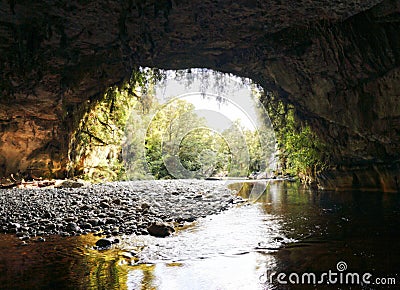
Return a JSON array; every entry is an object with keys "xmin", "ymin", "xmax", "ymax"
[
  {"xmin": 143, "ymin": 99, "xmax": 228, "ymax": 179},
  {"xmin": 69, "ymin": 68, "xmax": 275, "ymax": 181},
  {"xmin": 263, "ymin": 92, "xmax": 330, "ymax": 181},
  {"xmin": 143, "ymin": 99, "xmax": 208, "ymax": 178},
  {"xmin": 125, "ymin": 97, "xmax": 270, "ymax": 179},
  {"xmin": 70, "ymin": 67, "xmax": 327, "ymax": 182},
  {"xmin": 68, "ymin": 68, "xmax": 164, "ymax": 181}
]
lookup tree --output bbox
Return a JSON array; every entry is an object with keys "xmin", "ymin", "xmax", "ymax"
[
  {"xmin": 69, "ymin": 68, "xmax": 162, "ymax": 181},
  {"xmin": 144, "ymin": 99, "xmax": 209, "ymax": 179},
  {"xmin": 262, "ymin": 92, "xmax": 329, "ymax": 180}
]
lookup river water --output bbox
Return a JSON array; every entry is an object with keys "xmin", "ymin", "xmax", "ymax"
[{"xmin": 0, "ymin": 181, "xmax": 399, "ymax": 289}]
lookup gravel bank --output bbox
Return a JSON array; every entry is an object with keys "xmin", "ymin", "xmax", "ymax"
[{"xmin": 0, "ymin": 180, "xmax": 243, "ymax": 241}]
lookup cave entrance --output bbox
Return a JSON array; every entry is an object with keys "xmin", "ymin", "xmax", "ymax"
[{"xmin": 70, "ymin": 68, "xmax": 278, "ymax": 181}]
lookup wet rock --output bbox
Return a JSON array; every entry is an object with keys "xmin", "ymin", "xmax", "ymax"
[
  {"xmin": 97, "ymin": 219, "xmax": 105, "ymax": 226},
  {"xmin": 66, "ymin": 222, "xmax": 79, "ymax": 232},
  {"xmin": 184, "ymin": 216, "xmax": 196, "ymax": 222},
  {"xmin": 45, "ymin": 223, "xmax": 57, "ymax": 231},
  {"xmin": 81, "ymin": 223, "xmax": 93, "ymax": 230},
  {"xmin": 9, "ymin": 222, "xmax": 21, "ymax": 229},
  {"xmin": 87, "ymin": 219, "xmax": 99, "ymax": 226},
  {"xmin": 95, "ymin": 238, "xmax": 113, "ymax": 249},
  {"xmin": 141, "ymin": 202, "xmax": 150, "ymax": 211},
  {"xmin": 93, "ymin": 226, "xmax": 101, "ymax": 232},
  {"xmin": 105, "ymin": 218, "xmax": 117, "ymax": 225},
  {"xmin": 65, "ymin": 217, "xmax": 77, "ymax": 222},
  {"xmin": 140, "ymin": 229, "xmax": 148, "ymax": 235},
  {"xmin": 112, "ymin": 198, "xmax": 121, "ymax": 205},
  {"xmin": 42, "ymin": 212, "xmax": 52, "ymax": 218},
  {"xmin": 147, "ymin": 222, "xmax": 175, "ymax": 237}
]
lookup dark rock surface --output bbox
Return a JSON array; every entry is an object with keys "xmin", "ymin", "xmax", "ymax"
[
  {"xmin": 95, "ymin": 238, "xmax": 113, "ymax": 249},
  {"xmin": 147, "ymin": 221, "xmax": 175, "ymax": 237},
  {"xmin": 0, "ymin": 1, "xmax": 399, "ymax": 190},
  {"xmin": 0, "ymin": 180, "xmax": 242, "ymax": 240}
]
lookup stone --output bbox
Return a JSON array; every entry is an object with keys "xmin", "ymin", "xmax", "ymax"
[
  {"xmin": 0, "ymin": 180, "xmax": 246, "ymax": 239},
  {"xmin": 45, "ymin": 223, "xmax": 57, "ymax": 231},
  {"xmin": 95, "ymin": 238, "xmax": 113, "ymax": 249},
  {"xmin": 87, "ymin": 218, "xmax": 98, "ymax": 226},
  {"xmin": 56, "ymin": 180, "xmax": 85, "ymax": 188},
  {"xmin": 9, "ymin": 223, "xmax": 21, "ymax": 229},
  {"xmin": 112, "ymin": 198, "xmax": 122, "ymax": 205},
  {"xmin": 82, "ymin": 223, "xmax": 93, "ymax": 230},
  {"xmin": 66, "ymin": 222, "xmax": 79, "ymax": 232},
  {"xmin": 140, "ymin": 202, "xmax": 151, "ymax": 211},
  {"xmin": 105, "ymin": 218, "xmax": 118, "ymax": 225},
  {"xmin": 99, "ymin": 202, "xmax": 110, "ymax": 208},
  {"xmin": 147, "ymin": 222, "xmax": 175, "ymax": 238}
]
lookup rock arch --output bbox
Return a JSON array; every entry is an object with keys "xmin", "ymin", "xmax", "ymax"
[{"xmin": 0, "ymin": 0, "xmax": 399, "ymax": 190}]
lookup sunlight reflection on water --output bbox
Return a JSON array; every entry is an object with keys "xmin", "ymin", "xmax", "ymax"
[
  {"xmin": 122, "ymin": 189, "xmax": 294, "ymax": 290},
  {"xmin": 142, "ymin": 253, "xmax": 273, "ymax": 290}
]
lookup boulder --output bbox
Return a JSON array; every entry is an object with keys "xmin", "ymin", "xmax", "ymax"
[{"xmin": 147, "ymin": 222, "xmax": 175, "ymax": 238}]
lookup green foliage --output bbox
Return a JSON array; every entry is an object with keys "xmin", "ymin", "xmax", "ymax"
[
  {"xmin": 69, "ymin": 67, "xmax": 276, "ymax": 181},
  {"xmin": 69, "ymin": 68, "xmax": 161, "ymax": 181},
  {"xmin": 178, "ymin": 128, "xmax": 231, "ymax": 177},
  {"xmin": 264, "ymin": 92, "xmax": 329, "ymax": 178},
  {"xmin": 70, "ymin": 86, "xmax": 135, "ymax": 181},
  {"xmin": 125, "ymin": 97, "xmax": 271, "ymax": 179},
  {"xmin": 143, "ymin": 99, "xmax": 210, "ymax": 179},
  {"xmin": 220, "ymin": 121, "xmax": 249, "ymax": 176},
  {"xmin": 283, "ymin": 125, "xmax": 328, "ymax": 176}
]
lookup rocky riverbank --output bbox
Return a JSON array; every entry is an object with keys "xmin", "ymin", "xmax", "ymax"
[{"xmin": 0, "ymin": 180, "xmax": 244, "ymax": 243}]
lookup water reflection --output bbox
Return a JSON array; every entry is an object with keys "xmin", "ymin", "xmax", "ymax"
[
  {"xmin": 0, "ymin": 234, "xmax": 129, "ymax": 289},
  {"xmin": 122, "ymin": 203, "xmax": 286, "ymax": 289},
  {"xmin": 1, "ymin": 181, "xmax": 400, "ymax": 289}
]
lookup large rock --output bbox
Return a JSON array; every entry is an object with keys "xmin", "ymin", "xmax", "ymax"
[
  {"xmin": 0, "ymin": 1, "xmax": 399, "ymax": 190},
  {"xmin": 147, "ymin": 222, "xmax": 175, "ymax": 238},
  {"xmin": 95, "ymin": 238, "xmax": 113, "ymax": 249}
]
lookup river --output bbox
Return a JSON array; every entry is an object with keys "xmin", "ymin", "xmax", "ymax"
[{"xmin": 0, "ymin": 181, "xmax": 399, "ymax": 289}]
